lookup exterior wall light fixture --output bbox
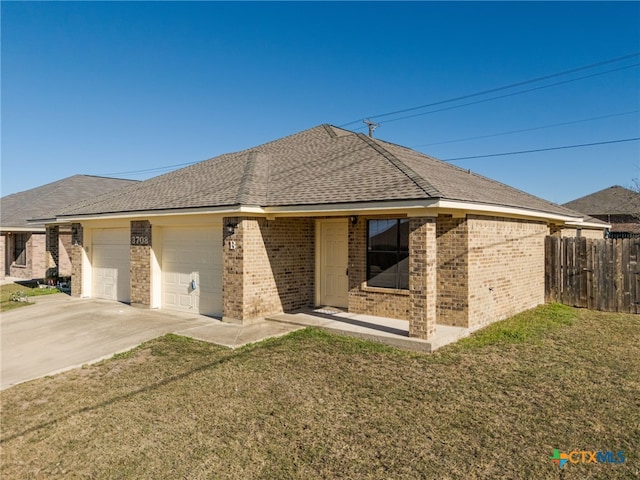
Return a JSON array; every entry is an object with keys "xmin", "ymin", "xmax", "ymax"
[{"xmin": 226, "ymin": 222, "xmax": 238, "ymax": 234}]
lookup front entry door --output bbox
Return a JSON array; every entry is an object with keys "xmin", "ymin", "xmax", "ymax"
[{"xmin": 319, "ymin": 219, "xmax": 348, "ymax": 308}]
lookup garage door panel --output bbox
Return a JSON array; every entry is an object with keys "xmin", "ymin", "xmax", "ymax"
[
  {"xmin": 92, "ymin": 229, "xmax": 130, "ymax": 303},
  {"xmin": 161, "ymin": 226, "xmax": 222, "ymax": 317}
]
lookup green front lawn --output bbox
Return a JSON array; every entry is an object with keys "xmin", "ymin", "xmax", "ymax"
[
  {"xmin": 1, "ymin": 305, "xmax": 638, "ymax": 479},
  {"xmin": 0, "ymin": 282, "xmax": 62, "ymax": 311}
]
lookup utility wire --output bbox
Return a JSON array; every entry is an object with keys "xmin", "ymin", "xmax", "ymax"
[
  {"xmin": 381, "ymin": 63, "xmax": 640, "ymax": 125},
  {"xmin": 442, "ymin": 137, "xmax": 640, "ymax": 162},
  {"xmin": 101, "ymin": 111, "xmax": 638, "ymax": 178},
  {"xmin": 99, "ymin": 160, "xmax": 199, "ymax": 177},
  {"xmin": 413, "ymin": 110, "xmax": 640, "ymax": 147},
  {"xmin": 340, "ymin": 52, "xmax": 640, "ymax": 127}
]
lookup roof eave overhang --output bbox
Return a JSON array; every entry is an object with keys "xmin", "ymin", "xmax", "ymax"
[
  {"xmin": 53, "ymin": 205, "xmax": 264, "ymax": 222},
  {"xmin": 0, "ymin": 226, "xmax": 46, "ymax": 233},
  {"xmin": 434, "ymin": 199, "xmax": 584, "ymax": 223},
  {"xmin": 565, "ymin": 220, "xmax": 612, "ymax": 229},
  {"xmin": 50, "ymin": 198, "xmax": 588, "ymax": 225},
  {"xmin": 262, "ymin": 200, "xmax": 584, "ymax": 223}
]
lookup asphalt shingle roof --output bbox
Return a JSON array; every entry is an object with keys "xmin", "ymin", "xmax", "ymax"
[
  {"xmin": 57, "ymin": 125, "xmax": 583, "ymax": 219},
  {"xmin": 1, "ymin": 175, "xmax": 139, "ymax": 229},
  {"xmin": 563, "ymin": 185, "xmax": 640, "ymax": 216}
]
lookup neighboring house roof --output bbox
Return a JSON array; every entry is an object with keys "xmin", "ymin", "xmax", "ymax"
[
  {"xmin": 57, "ymin": 125, "xmax": 583, "ymax": 220},
  {"xmin": 1, "ymin": 175, "xmax": 139, "ymax": 230},
  {"xmin": 563, "ymin": 185, "xmax": 640, "ymax": 217}
]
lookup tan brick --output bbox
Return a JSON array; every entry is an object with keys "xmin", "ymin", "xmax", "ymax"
[
  {"xmin": 71, "ymin": 224, "xmax": 83, "ymax": 297},
  {"xmin": 130, "ymin": 221, "xmax": 152, "ymax": 307},
  {"xmin": 467, "ymin": 215, "xmax": 549, "ymax": 330},
  {"xmin": 0, "ymin": 234, "xmax": 5, "ymax": 279},
  {"xmin": 436, "ymin": 215, "xmax": 468, "ymax": 327},
  {"xmin": 223, "ymin": 217, "xmax": 314, "ymax": 323}
]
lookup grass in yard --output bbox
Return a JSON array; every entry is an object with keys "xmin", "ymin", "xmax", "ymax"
[
  {"xmin": 457, "ymin": 303, "xmax": 575, "ymax": 348},
  {"xmin": 0, "ymin": 282, "xmax": 62, "ymax": 311},
  {"xmin": 1, "ymin": 305, "xmax": 638, "ymax": 479}
]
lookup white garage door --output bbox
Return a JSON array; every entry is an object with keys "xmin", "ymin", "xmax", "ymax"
[
  {"xmin": 92, "ymin": 228, "xmax": 130, "ymax": 303},
  {"xmin": 162, "ymin": 226, "xmax": 222, "ymax": 317}
]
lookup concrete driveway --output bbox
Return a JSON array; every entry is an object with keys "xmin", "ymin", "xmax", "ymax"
[{"xmin": 1, "ymin": 294, "xmax": 299, "ymax": 390}]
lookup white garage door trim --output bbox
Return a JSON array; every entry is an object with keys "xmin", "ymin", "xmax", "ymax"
[
  {"xmin": 92, "ymin": 228, "xmax": 130, "ymax": 303},
  {"xmin": 161, "ymin": 226, "xmax": 222, "ymax": 317}
]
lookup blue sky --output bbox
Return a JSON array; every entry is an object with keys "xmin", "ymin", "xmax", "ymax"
[{"xmin": 2, "ymin": 1, "xmax": 639, "ymax": 205}]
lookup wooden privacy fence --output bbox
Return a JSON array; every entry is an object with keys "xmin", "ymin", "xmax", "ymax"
[{"xmin": 545, "ymin": 236, "xmax": 639, "ymax": 313}]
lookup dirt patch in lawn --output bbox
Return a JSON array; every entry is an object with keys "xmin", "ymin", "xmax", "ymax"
[{"xmin": 1, "ymin": 305, "xmax": 638, "ymax": 479}]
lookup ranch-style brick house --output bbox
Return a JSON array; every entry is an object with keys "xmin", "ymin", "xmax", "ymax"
[
  {"xmin": 0, "ymin": 175, "xmax": 138, "ymax": 281},
  {"xmin": 563, "ymin": 185, "xmax": 640, "ymax": 238},
  {"xmin": 45, "ymin": 125, "xmax": 605, "ymax": 340}
]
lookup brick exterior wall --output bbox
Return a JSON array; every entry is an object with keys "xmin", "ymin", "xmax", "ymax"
[
  {"xmin": 4, "ymin": 232, "xmax": 47, "ymax": 280},
  {"xmin": 579, "ymin": 229, "xmax": 606, "ymax": 239},
  {"xmin": 408, "ymin": 217, "xmax": 437, "ymax": 339},
  {"xmin": 0, "ymin": 234, "xmax": 5, "ymax": 279},
  {"xmin": 550, "ymin": 224, "xmax": 604, "ymax": 239},
  {"xmin": 56, "ymin": 211, "xmax": 566, "ymax": 339},
  {"xmin": 71, "ymin": 224, "xmax": 84, "ymax": 297},
  {"xmin": 436, "ymin": 215, "xmax": 469, "ymax": 327},
  {"xmin": 560, "ymin": 227, "xmax": 604, "ymax": 239},
  {"xmin": 130, "ymin": 220, "xmax": 152, "ymax": 307},
  {"xmin": 467, "ymin": 215, "xmax": 549, "ymax": 330},
  {"xmin": 59, "ymin": 229, "xmax": 73, "ymax": 277},
  {"xmin": 223, "ymin": 217, "xmax": 314, "ymax": 323},
  {"xmin": 46, "ymin": 226, "xmax": 59, "ymax": 278},
  {"xmin": 44, "ymin": 226, "xmax": 73, "ymax": 280},
  {"xmin": 29, "ymin": 233, "xmax": 47, "ymax": 279},
  {"xmin": 348, "ymin": 216, "xmax": 411, "ymax": 320},
  {"xmin": 222, "ymin": 217, "xmax": 244, "ymax": 321}
]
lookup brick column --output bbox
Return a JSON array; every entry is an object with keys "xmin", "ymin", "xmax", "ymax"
[
  {"xmin": 71, "ymin": 223, "xmax": 83, "ymax": 297},
  {"xmin": 130, "ymin": 220, "xmax": 152, "ymax": 307},
  {"xmin": 222, "ymin": 217, "xmax": 244, "ymax": 323},
  {"xmin": 436, "ymin": 215, "xmax": 469, "ymax": 327},
  {"xmin": 46, "ymin": 226, "xmax": 60, "ymax": 278},
  {"xmin": 0, "ymin": 234, "xmax": 5, "ymax": 279},
  {"xmin": 409, "ymin": 217, "xmax": 437, "ymax": 339}
]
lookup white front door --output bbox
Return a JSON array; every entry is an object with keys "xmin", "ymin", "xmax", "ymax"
[{"xmin": 319, "ymin": 219, "xmax": 349, "ymax": 308}]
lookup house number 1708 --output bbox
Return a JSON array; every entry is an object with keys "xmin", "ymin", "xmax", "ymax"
[{"xmin": 131, "ymin": 235, "xmax": 149, "ymax": 245}]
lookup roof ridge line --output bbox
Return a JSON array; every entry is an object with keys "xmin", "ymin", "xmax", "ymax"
[
  {"xmin": 357, "ymin": 134, "xmax": 442, "ymax": 198},
  {"xmin": 321, "ymin": 124, "xmax": 338, "ymax": 138},
  {"xmin": 236, "ymin": 151, "xmax": 259, "ymax": 205}
]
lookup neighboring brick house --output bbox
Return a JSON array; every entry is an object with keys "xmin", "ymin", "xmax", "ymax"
[
  {"xmin": 563, "ymin": 185, "xmax": 640, "ymax": 238},
  {"xmin": 46, "ymin": 125, "xmax": 604, "ymax": 340},
  {"xmin": 0, "ymin": 175, "xmax": 138, "ymax": 280}
]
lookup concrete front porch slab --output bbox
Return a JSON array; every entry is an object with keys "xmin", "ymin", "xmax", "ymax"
[{"xmin": 267, "ymin": 308, "xmax": 470, "ymax": 353}]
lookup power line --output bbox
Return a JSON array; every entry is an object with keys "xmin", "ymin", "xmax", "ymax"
[
  {"xmin": 413, "ymin": 110, "xmax": 640, "ymax": 147},
  {"xmin": 98, "ymin": 160, "xmax": 199, "ymax": 177},
  {"xmin": 381, "ymin": 63, "xmax": 640, "ymax": 125},
  {"xmin": 442, "ymin": 137, "xmax": 640, "ymax": 162},
  {"xmin": 101, "ymin": 121, "xmax": 638, "ymax": 178},
  {"xmin": 339, "ymin": 52, "xmax": 640, "ymax": 127}
]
